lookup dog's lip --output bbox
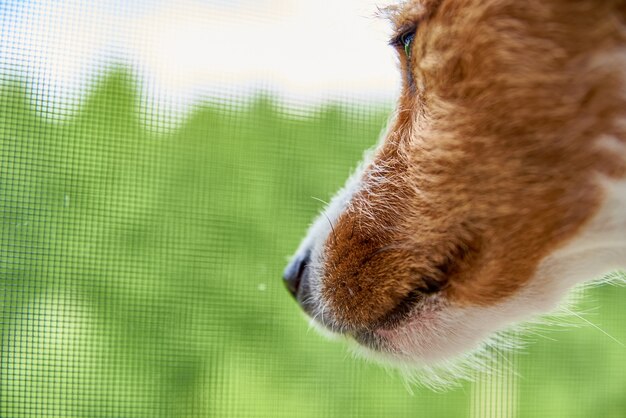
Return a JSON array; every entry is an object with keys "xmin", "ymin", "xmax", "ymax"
[
  {"xmin": 307, "ymin": 311, "xmax": 406, "ymax": 349},
  {"xmin": 351, "ymin": 329, "xmax": 392, "ymax": 352},
  {"xmin": 313, "ymin": 305, "xmax": 415, "ymax": 342},
  {"xmin": 348, "ymin": 313, "xmax": 414, "ymax": 353},
  {"xmin": 348, "ymin": 300, "xmax": 441, "ymax": 354}
]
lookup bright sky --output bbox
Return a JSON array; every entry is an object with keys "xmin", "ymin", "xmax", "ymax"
[{"xmin": 0, "ymin": 0, "xmax": 400, "ymax": 116}]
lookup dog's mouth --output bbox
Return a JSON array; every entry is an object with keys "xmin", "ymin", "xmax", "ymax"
[
  {"xmin": 351, "ymin": 329, "xmax": 391, "ymax": 352},
  {"xmin": 284, "ymin": 245, "xmax": 451, "ymax": 359},
  {"xmin": 310, "ymin": 290, "xmax": 446, "ymax": 360},
  {"xmin": 350, "ymin": 300, "xmax": 456, "ymax": 368}
]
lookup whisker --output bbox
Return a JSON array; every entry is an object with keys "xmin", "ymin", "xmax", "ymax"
[
  {"xmin": 562, "ymin": 307, "xmax": 625, "ymax": 348},
  {"xmin": 311, "ymin": 196, "xmax": 338, "ymax": 244},
  {"xmin": 310, "ymin": 196, "xmax": 330, "ymax": 206}
]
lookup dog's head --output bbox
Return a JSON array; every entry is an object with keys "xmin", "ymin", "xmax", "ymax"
[{"xmin": 285, "ymin": 0, "xmax": 626, "ymax": 377}]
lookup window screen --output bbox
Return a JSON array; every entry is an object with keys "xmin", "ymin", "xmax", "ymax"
[{"xmin": 1, "ymin": 1, "xmax": 624, "ymax": 417}]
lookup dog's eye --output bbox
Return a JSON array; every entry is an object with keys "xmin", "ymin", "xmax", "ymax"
[
  {"xmin": 400, "ymin": 32, "xmax": 415, "ymax": 58},
  {"xmin": 390, "ymin": 29, "xmax": 416, "ymax": 58}
]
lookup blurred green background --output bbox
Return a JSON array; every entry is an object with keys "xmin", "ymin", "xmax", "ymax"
[{"xmin": 1, "ymin": 70, "xmax": 625, "ymax": 418}]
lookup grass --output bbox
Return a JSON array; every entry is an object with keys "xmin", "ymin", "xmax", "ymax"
[{"xmin": 0, "ymin": 69, "xmax": 624, "ymax": 418}]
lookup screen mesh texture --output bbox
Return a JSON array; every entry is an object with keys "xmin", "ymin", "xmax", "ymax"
[{"xmin": 1, "ymin": 1, "xmax": 625, "ymax": 417}]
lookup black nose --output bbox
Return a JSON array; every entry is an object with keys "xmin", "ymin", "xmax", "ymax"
[{"xmin": 283, "ymin": 251, "xmax": 311, "ymax": 298}]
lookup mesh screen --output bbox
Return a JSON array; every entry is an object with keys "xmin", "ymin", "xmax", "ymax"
[{"xmin": 1, "ymin": 1, "xmax": 625, "ymax": 417}]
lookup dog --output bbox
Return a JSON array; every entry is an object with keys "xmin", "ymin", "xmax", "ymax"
[{"xmin": 284, "ymin": 0, "xmax": 626, "ymax": 385}]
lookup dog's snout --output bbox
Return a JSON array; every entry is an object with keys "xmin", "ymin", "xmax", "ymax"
[{"xmin": 283, "ymin": 251, "xmax": 311, "ymax": 299}]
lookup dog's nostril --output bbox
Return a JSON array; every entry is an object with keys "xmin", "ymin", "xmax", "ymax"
[{"xmin": 283, "ymin": 251, "xmax": 310, "ymax": 298}]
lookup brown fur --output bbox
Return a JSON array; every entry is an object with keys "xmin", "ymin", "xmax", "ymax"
[{"xmin": 321, "ymin": 0, "xmax": 626, "ymax": 330}]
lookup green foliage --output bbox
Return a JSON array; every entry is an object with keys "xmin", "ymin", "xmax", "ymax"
[{"xmin": 0, "ymin": 69, "xmax": 624, "ymax": 417}]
